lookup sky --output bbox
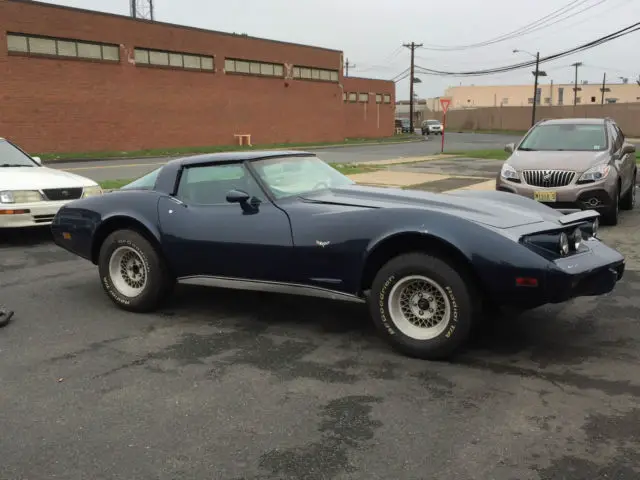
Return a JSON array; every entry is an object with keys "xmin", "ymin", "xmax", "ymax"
[{"xmin": 39, "ymin": 0, "xmax": 640, "ymax": 100}]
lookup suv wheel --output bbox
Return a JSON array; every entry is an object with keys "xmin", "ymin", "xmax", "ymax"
[
  {"xmin": 602, "ymin": 186, "xmax": 620, "ymax": 226},
  {"xmin": 620, "ymin": 174, "xmax": 636, "ymax": 211}
]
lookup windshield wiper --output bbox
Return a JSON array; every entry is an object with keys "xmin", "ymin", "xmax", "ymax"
[{"xmin": 0, "ymin": 163, "xmax": 32, "ymax": 167}]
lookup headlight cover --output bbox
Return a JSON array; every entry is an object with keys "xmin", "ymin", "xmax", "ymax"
[
  {"xmin": 571, "ymin": 227, "xmax": 582, "ymax": 250},
  {"xmin": 500, "ymin": 163, "xmax": 519, "ymax": 181},
  {"xmin": 82, "ymin": 185, "xmax": 103, "ymax": 198},
  {"xmin": 559, "ymin": 232, "xmax": 570, "ymax": 256},
  {"xmin": 578, "ymin": 164, "xmax": 610, "ymax": 183},
  {"xmin": 0, "ymin": 190, "xmax": 43, "ymax": 204}
]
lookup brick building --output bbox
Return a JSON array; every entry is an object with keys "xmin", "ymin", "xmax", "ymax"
[{"xmin": 0, "ymin": 0, "xmax": 395, "ymax": 154}]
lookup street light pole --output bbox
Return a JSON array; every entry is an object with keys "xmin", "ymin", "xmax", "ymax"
[{"xmin": 531, "ymin": 52, "xmax": 540, "ymax": 127}]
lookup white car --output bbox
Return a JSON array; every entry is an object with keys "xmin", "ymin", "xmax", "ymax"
[
  {"xmin": 421, "ymin": 119, "xmax": 443, "ymax": 135},
  {"xmin": 0, "ymin": 138, "xmax": 102, "ymax": 228}
]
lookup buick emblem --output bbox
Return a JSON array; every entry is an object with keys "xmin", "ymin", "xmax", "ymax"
[
  {"xmin": 61, "ymin": 190, "xmax": 69, "ymax": 197},
  {"xmin": 542, "ymin": 171, "xmax": 552, "ymax": 181}
]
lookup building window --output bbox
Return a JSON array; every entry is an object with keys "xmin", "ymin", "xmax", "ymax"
[
  {"xmin": 358, "ymin": 93, "xmax": 369, "ymax": 103},
  {"xmin": 502, "ymin": 98, "xmax": 509, "ymax": 105},
  {"xmin": 591, "ymin": 96, "xmax": 597, "ymax": 103},
  {"xmin": 558, "ymin": 87, "xmax": 564, "ymax": 105},
  {"xmin": 6, "ymin": 32, "xmax": 120, "ymax": 62},
  {"xmin": 348, "ymin": 92, "xmax": 357, "ymax": 102},
  {"xmin": 576, "ymin": 97, "xmax": 582, "ymax": 104},
  {"xmin": 292, "ymin": 65, "xmax": 339, "ymax": 82},
  {"xmin": 383, "ymin": 94, "xmax": 391, "ymax": 104},
  {"xmin": 376, "ymin": 94, "xmax": 383, "ymax": 104},
  {"xmin": 606, "ymin": 98, "xmax": 618, "ymax": 104},
  {"xmin": 224, "ymin": 58, "xmax": 284, "ymax": 77},
  {"xmin": 135, "ymin": 48, "xmax": 214, "ymax": 71},
  {"xmin": 343, "ymin": 92, "xmax": 347, "ymax": 102}
]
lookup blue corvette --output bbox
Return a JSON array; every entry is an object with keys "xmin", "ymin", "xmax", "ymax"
[{"xmin": 51, "ymin": 151, "xmax": 625, "ymax": 360}]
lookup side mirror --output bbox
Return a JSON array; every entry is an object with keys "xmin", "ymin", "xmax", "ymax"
[
  {"xmin": 622, "ymin": 143, "xmax": 636, "ymax": 155},
  {"xmin": 226, "ymin": 189, "xmax": 250, "ymax": 204},
  {"xmin": 504, "ymin": 143, "xmax": 515, "ymax": 154},
  {"xmin": 32, "ymin": 156, "xmax": 42, "ymax": 165},
  {"xmin": 226, "ymin": 189, "xmax": 260, "ymax": 213}
]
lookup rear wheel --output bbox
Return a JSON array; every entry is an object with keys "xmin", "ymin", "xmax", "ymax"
[
  {"xmin": 368, "ymin": 253, "xmax": 475, "ymax": 360},
  {"xmin": 98, "ymin": 229, "xmax": 173, "ymax": 312},
  {"xmin": 620, "ymin": 174, "xmax": 636, "ymax": 211}
]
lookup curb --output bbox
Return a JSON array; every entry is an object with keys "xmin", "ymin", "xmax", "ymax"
[{"xmin": 41, "ymin": 138, "xmax": 425, "ymax": 165}]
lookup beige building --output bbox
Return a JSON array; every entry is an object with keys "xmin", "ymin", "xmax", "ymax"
[{"xmin": 441, "ymin": 82, "xmax": 640, "ymax": 109}]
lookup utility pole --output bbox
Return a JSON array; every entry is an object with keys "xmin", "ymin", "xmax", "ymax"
[
  {"xmin": 550, "ymin": 79, "xmax": 554, "ymax": 106},
  {"xmin": 344, "ymin": 59, "xmax": 355, "ymax": 77},
  {"xmin": 571, "ymin": 62, "xmax": 583, "ymax": 106},
  {"xmin": 601, "ymin": 72, "xmax": 607, "ymax": 105},
  {"xmin": 403, "ymin": 42, "xmax": 423, "ymax": 133},
  {"xmin": 531, "ymin": 52, "xmax": 541, "ymax": 126}
]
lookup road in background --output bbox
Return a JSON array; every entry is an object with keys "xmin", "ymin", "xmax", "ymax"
[{"xmin": 50, "ymin": 132, "xmax": 523, "ymax": 182}]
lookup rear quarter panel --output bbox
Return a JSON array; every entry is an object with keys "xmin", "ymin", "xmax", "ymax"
[{"xmin": 51, "ymin": 190, "xmax": 164, "ymax": 263}]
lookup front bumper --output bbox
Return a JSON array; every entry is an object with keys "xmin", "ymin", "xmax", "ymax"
[
  {"xmin": 496, "ymin": 176, "xmax": 616, "ymax": 214},
  {"xmin": 499, "ymin": 237, "xmax": 624, "ymax": 309},
  {"xmin": 0, "ymin": 201, "xmax": 69, "ymax": 228}
]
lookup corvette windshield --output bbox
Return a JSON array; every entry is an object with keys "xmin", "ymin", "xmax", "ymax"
[
  {"xmin": 518, "ymin": 123, "xmax": 608, "ymax": 152},
  {"xmin": 252, "ymin": 155, "xmax": 354, "ymax": 199},
  {"xmin": 0, "ymin": 140, "xmax": 37, "ymax": 167}
]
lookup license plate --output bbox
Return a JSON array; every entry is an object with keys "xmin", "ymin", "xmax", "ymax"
[{"xmin": 534, "ymin": 191, "xmax": 557, "ymax": 202}]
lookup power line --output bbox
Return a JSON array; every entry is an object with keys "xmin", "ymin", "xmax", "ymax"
[
  {"xmin": 417, "ymin": 0, "xmax": 608, "ymax": 51},
  {"xmin": 413, "ymin": 21, "xmax": 640, "ymax": 76}
]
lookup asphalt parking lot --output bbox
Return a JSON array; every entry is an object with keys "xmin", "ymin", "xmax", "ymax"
[{"xmin": 1, "ymin": 190, "xmax": 640, "ymax": 479}]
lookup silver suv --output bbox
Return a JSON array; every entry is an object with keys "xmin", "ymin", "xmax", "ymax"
[{"xmin": 495, "ymin": 117, "xmax": 636, "ymax": 225}]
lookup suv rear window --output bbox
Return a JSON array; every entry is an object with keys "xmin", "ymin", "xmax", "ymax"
[{"xmin": 518, "ymin": 123, "xmax": 608, "ymax": 152}]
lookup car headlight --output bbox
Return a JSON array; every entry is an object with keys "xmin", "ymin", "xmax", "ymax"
[
  {"xmin": 559, "ymin": 232, "xmax": 569, "ymax": 256},
  {"xmin": 82, "ymin": 185, "xmax": 103, "ymax": 198},
  {"xmin": 581, "ymin": 217, "xmax": 599, "ymax": 238},
  {"xmin": 571, "ymin": 227, "xmax": 582, "ymax": 250},
  {"xmin": 0, "ymin": 190, "xmax": 43, "ymax": 204},
  {"xmin": 578, "ymin": 164, "xmax": 610, "ymax": 183},
  {"xmin": 500, "ymin": 163, "xmax": 519, "ymax": 181}
]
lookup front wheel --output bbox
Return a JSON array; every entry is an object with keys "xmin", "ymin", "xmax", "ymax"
[
  {"xmin": 620, "ymin": 175, "xmax": 636, "ymax": 211},
  {"xmin": 368, "ymin": 253, "xmax": 475, "ymax": 360},
  {"xmin": 98, "ymin": 229, "xmax": 173, "ymax": 312},
  {"xmin": 601, "ymin": 186, "xmax": 620, "ymax": 225}
]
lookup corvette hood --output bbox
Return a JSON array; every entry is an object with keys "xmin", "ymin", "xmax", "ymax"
[
  {"xmin": 300, "ymin": 185, "xmax": 556, "ymax": 229},
  {"xmin": 0, "ymin": 167, "xmax": 97, "ymax": 191}
]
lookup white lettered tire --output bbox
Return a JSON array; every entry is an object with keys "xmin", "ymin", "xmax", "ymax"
[
  {"xmin": 369, "ymin": 252, "xmax": 475, "ymax": 360},
  {"xmin": 98, "ymin": 229, "xmax": 173, "ymax": 312}
]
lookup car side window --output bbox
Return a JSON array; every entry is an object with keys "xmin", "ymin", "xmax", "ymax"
[{"xmin": 176, "ymin": 163, "xmax": 264, "ymax": 205}]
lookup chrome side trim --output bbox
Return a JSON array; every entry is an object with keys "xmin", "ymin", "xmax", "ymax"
[{"xmin": 177, "ymin": 275, "xmax": 366, "ymax": 303}]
